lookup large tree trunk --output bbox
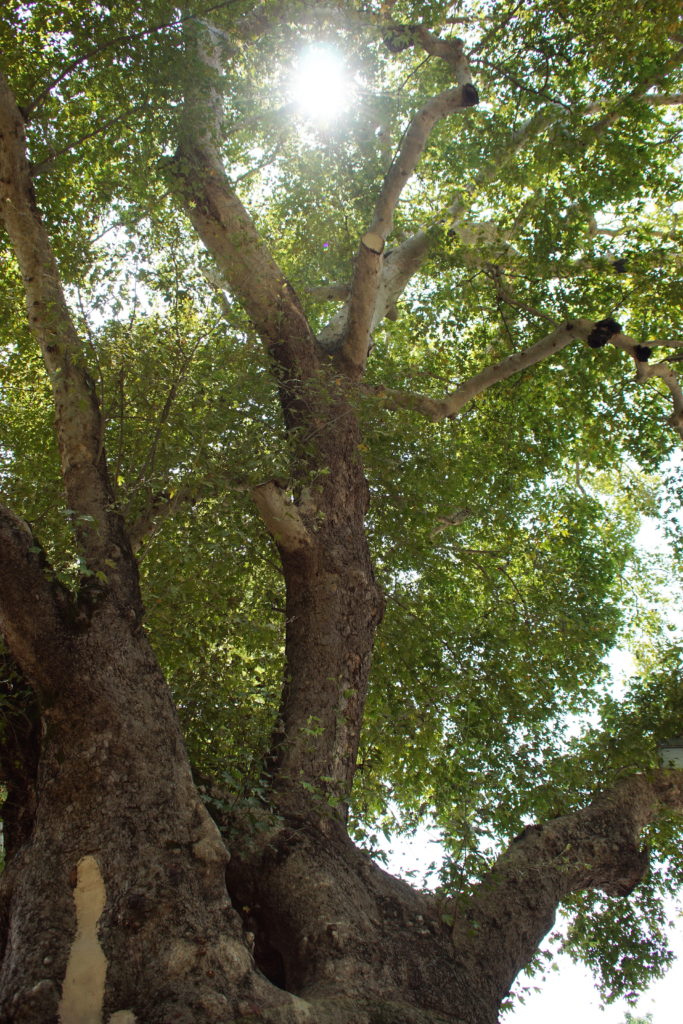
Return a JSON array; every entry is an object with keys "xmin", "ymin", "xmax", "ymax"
[
  {"xmin": 267, "ymin": 385, "xmax": 384, "ymax": 821},
  {"xmin": 0, "ymin": 588, "xmax": 270, "ymax": 1024},
  {"xmin": 224, "ymin": 812, "xmax": 471, "ymax": 1021}
]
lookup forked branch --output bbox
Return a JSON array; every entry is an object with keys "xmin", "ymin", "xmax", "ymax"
[
  {"xmin": 367, "ymin": 319, "xmax": 683, "ymax": 442},
  {"xmin": 335, "ymin": 36, "xmax": 479, "ymax": 378},
  {"xmin": 329, "ymin": 45, "xmax": 683, "ymax": 347},
  {"xmin": 369, "ymin": 320, "xmax": 590, "ymax": 420}
]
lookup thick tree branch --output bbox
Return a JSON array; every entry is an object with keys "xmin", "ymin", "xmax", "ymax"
[
  {"xmin": 584, "ymin": 90, "xmax": 683, "ymax": 115},
  {"xmin": 318, "ymin": 98, "xmax": 570, "ymax": 351},
  {"xmin": 365, "ymin": 318, "xmax": 683, "ymax": 441},
  {"xmin": 645, "ymin": 91, "xmax": 683, "ymax": 106},
  {"xmin": 318, "ymin": 230, "xmax": 430, "ymax": 350},
  {"xmin": 0, "ymin": 74, "xmax": 140, "ymax": 610},
  {"xmin": 169, "ymin": 21, "xmax": 318, "ymax": 392},
  {"xmin": 169, "ymin": 148, "xmax": 317, "ymax": 382},
  {"xmin": 368, "ymin": 319, "xmax": 590, "ymax": 420},
  {"xmin": 309, "ymin": 282, "xmax": 351, "ymax": 303},
  {"xmin": 440, "ymin": 319, "xmax": 585, "ymax": 418},
  {"xmin": 452, "ymin": 771, "xmax": 683, "ymax": 1006},
  {"xmin": 172, "ymin": 22, "xmax": 384, "ymax": 824},
  {"xmin": 334, "ymin": 38, "xmax": 479, "ymax": 378}
]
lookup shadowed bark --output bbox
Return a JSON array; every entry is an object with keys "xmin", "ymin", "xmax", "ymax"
[{"xmin": 0, "ymin": 652, "xmax": 39, "ymax": 862}]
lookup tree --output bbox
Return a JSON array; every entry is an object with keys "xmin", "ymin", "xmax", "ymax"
[{"xmin": 1, "ymin": 0, "xmax": 683, "ymax": 1021}]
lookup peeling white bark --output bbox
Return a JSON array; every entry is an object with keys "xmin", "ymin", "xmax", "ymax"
[
  {"xmin": 635, "ymin": 357, "xmax": 683, "ymax": 438},
  {"xmin": 252, "ymin": 482, "xmax": 313, "ymax": 553},
  {"xmin": 368, "ymin": 320, "xmax": 591, "ymax": 420},
  {"xmin": 335, "ymin": 36, "xmax": 478, "ymax": 376},
  {"xmin": 0, "ymin": 74, "xmax": 139, "ymax": 607},
  {"xmin": 58, "ymin": 856, "xmax": 107, "ymax": 1024},
  {"xmin": 362, "ymin": 319, "xmax": 683, "ymax": 445}
]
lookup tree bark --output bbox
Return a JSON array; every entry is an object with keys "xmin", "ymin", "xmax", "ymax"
[
  {"xmin": 170, "ymin": 146, "xmax": 385, "ymax": 821},
  {"xmin": 0, "ymin": 75, "xmax": 140, "ymax": 611},
  {"xmin": 266, "ymin": 384, "xmax": 385, "ymax": 821},
  {"xmin": 0, "ymin": 522, "xmax": 251, "ymax": 1021},
  {"xmin": 170, "ymin": 26, "xmax": 386, "ymax": 823},
  {"xmin": 215, "ymin": 769, "xmax": 683, "ymax": 1024},
  {"xmin": 0, "ymin": 653, "xmax": 40, "ymax": 862},
  {"xmin": 3, "ymin": 12, "xmax": 683, "ymax": 1024}
]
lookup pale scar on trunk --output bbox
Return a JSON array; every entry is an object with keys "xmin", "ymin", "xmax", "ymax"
[{"xmin": 58, "ymin": 855, "xmax": 136, "ymax": 1024}]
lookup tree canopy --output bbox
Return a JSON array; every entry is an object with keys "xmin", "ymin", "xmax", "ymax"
[{"xmin": 1, "ymin": 0, "xmax": 683, "ymax": 1018}]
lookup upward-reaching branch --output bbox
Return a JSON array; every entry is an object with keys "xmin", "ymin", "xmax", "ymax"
[
  {"xmin": 368, "ymin": 320, "xmax": 589, "ymax": 420},
  {"xmin": 367, "ymin": 318, "xmax": 683, "ymax": 448},
  {"xmin": 169, "ymin": 19, "xmax": 318, "ymax": 397},
  {"xmin": 0, "ymin": 74, "xmax": 140, "ymax": 611},
  {"xmin": 333, "ymin": 35, "xmax": 479, "ymax": 378},
  {"xmin": 170, "ymin": 20, "xmax": 385, "ymax": 823},
  {"xmin": 324, "ymin": 44, "xmax": 683, "ymax": 350}
]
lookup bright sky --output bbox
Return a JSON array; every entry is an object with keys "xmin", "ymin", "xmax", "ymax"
[
  {"xmin": 289, "ymin": 44, "xmax": 355, "ymax": 124},
  {"xmin": 511, "ymin": 933, "xmax": 683, "ymax": 1024}
]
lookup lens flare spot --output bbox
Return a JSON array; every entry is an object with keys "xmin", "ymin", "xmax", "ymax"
[{"xmin": 291, "ymin": 45, "xmax": 352, "ymax": 124}]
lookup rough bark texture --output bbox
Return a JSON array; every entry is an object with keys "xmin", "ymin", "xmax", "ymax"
[
  {"xmin": 268, "ymin": 387, "xmax": 384, "ymax": 819},
  {"xmin": 0, "ymin": 76, "xmax": 140, "ymax": 611},
  {"xmin": 169, "ymin": 28, "xmax": 386, "ymax": 822},
  {"xmin": 215, "ymin": 772, "xmax": 682, "ymax": 1024},
  {"xmin": 0, "ymin": 596, "xmax": 252, "ymax": 1023},
  {"xmin": 224, "ymin": 814, "xmax": 470, "ymax": 1021},
  {"xmin": 0, "ymin": 654, "xmax": 39, "ymax": 861}
]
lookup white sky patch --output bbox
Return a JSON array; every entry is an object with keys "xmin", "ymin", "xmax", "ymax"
[
  {"xmin": 382, "ymin": 819, "xmax": 443, "ymax": 888},
  {"xmin": 290, "ymin": 44, "xmax": 354, "ymax": 125},
  {"xmin": 507, "ymin": 911, "xmax": 683, "ymax": 1024}
]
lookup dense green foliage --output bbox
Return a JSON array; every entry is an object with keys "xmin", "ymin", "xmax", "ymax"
[{"xmin": 1, "ymin": 0, "xmax": 683, "ymax": 1006}]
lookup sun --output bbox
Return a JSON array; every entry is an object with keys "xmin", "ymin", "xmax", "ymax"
[{"xmin": 290, "ymin": 44, "xmax": 353, "ymax": 124}]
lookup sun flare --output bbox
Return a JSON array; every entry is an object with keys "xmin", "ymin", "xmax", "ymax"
[{"xmin": 290, "ymin": 45, "xmax": 352, "ymax": 124}]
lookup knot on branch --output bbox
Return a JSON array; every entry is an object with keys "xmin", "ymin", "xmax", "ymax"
[
  {"xmin": 586, "ymin": 317, "xmax": 622, "ymax": 348},
  {"xmin": 382, "ymin": 26, "xmax": 415, "ymax": 53},
  {"xmin": 599, "ymin": 841, "xmax": 650, "ymax": 898},
  {"xmin": 461, "ymin": 83, "xmax": 480, "ymax": 107},
  {"xmin": 251, "ymin": 481, "xmax": 313, "ymax": 554},
  {"xmin": 361, "ymin": 232, "xmax": 385, "ymax": 255}
]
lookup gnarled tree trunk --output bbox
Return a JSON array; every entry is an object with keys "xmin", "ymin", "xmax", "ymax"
[
  {"xmin": 0, "ymin": 582, "xmax": 242, "ymax": 1023},
  {"xmin": 2, "ymin": 12, "xmax": 683, "ymax": 1024}
]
